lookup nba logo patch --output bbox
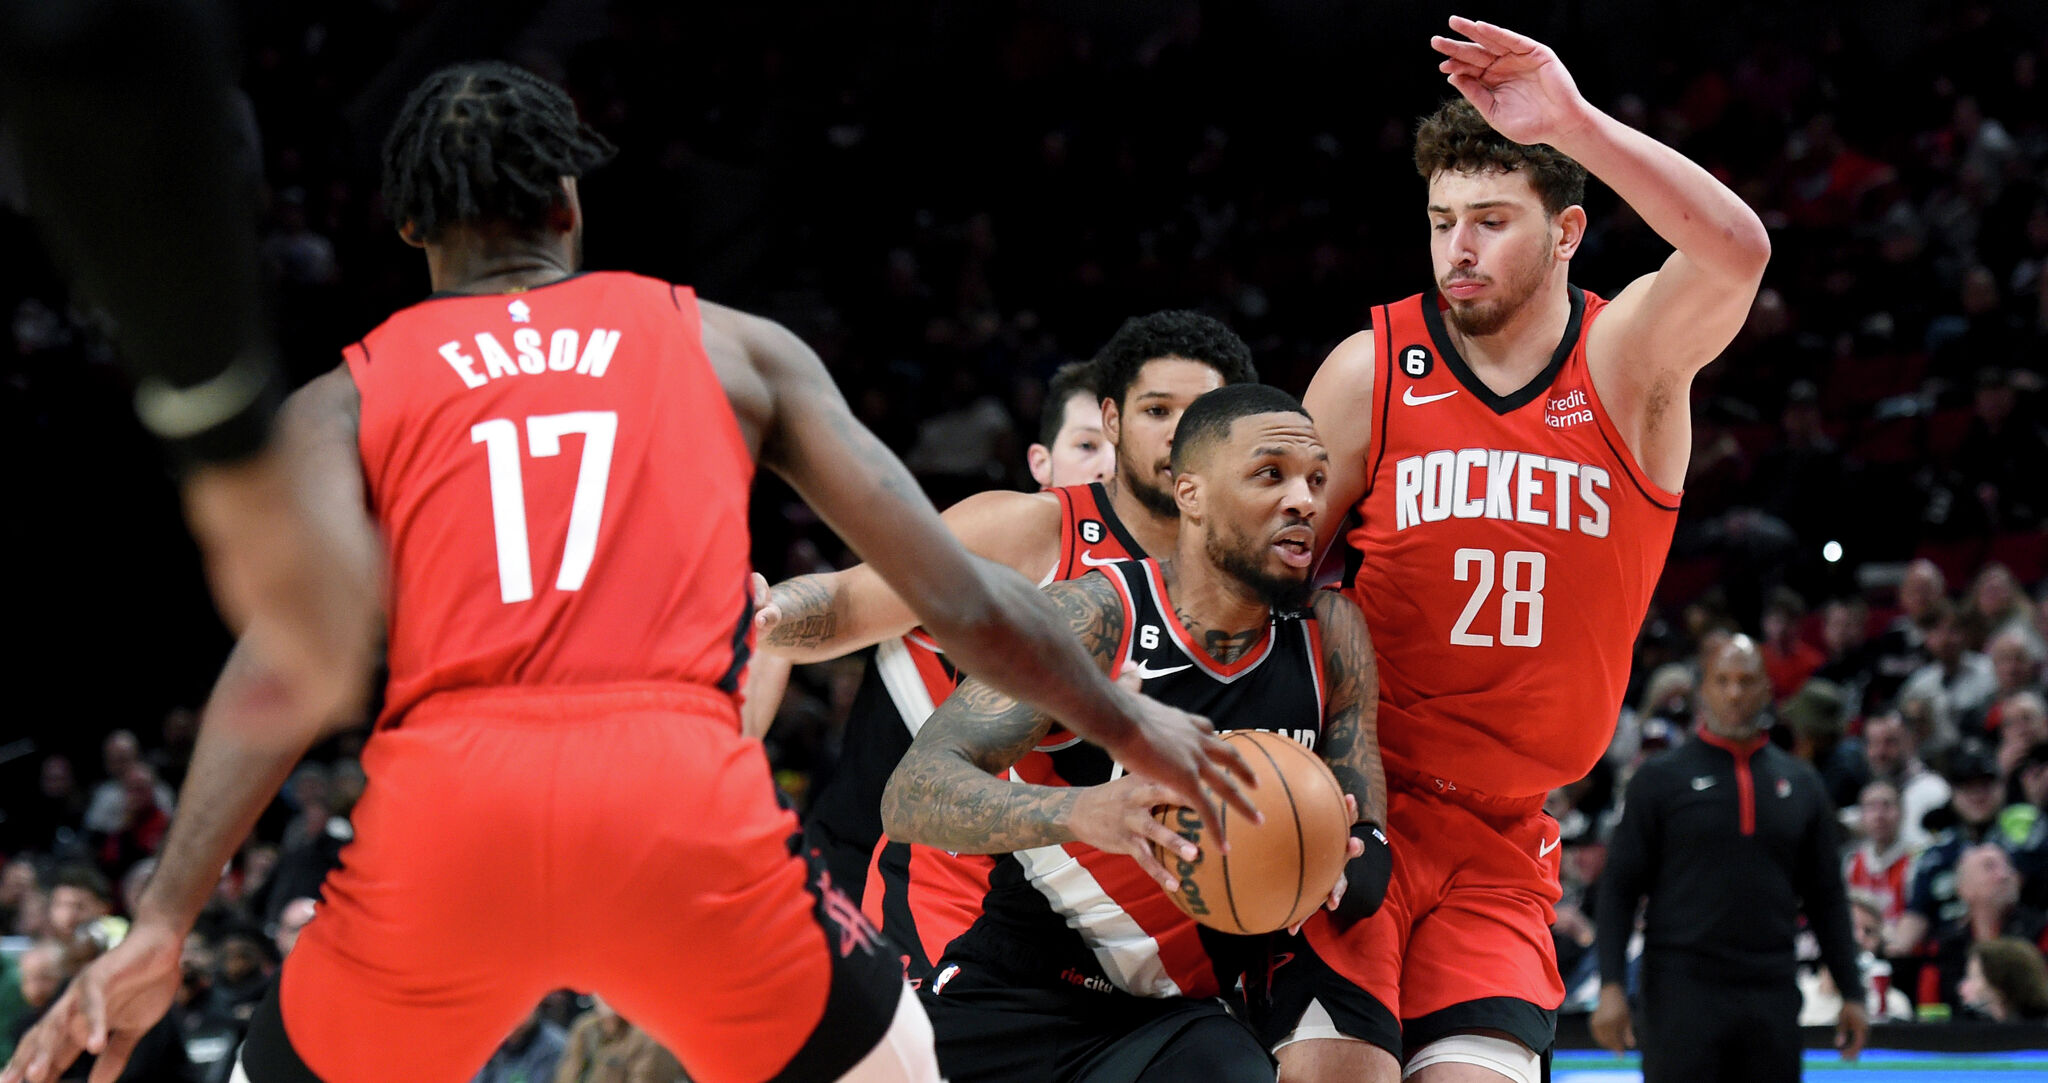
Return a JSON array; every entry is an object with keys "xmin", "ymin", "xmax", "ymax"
[
  {"xmin": 1776, "ymin": 778, "xmax": 1791, "ymax": 798},
  {"xmin": 508, "ymin": 299, "xmax": 532, "ymax": 323}
]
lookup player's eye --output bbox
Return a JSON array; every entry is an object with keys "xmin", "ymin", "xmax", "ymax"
[{"xmin": 1147, "ymin": 406, "xmax": 1170, "ymax": 418}]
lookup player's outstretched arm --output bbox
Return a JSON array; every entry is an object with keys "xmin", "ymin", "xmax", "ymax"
[
  {"xmin": 1433, "ymin": 17, "xmax": 1769, "ymax": 443},
  {"xmin": 882, "ymin": 575, "xmax": 1205, "ymax": 892},
  {"xmin": 755, "ymin": 490, "xmax": 1060, "ymax": 663},
  {"xmin": 710, "ymin": 302, "xmax": 1256, "ymax": 831}
]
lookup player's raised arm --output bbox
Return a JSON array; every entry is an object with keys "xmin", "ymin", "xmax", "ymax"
[
  {"xmin": 882, "ymin": 574, "xmax": 1204, "ymax": 892},
  {"xmin": 754, "ymin": 488, "xmax": 1061, "ymax": 663},
  {"xmin": 1432, "ymin": 16, "xmax": 1769, "ymax": 485},
  {"xmin": 705, "ymin": 302, "xmax": 1257, "ymax": 832}
]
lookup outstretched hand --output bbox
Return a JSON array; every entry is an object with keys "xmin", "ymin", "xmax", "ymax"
[
  {"xmin": 1098, "ymin": 684, "xmax": 1260, "ymax": 854},
  {"xmin": 1, "ymin": 922, "xmax": 183, "ymax": 1083},
  {"xmin": 1430, "ymin": 16, "xmax": 1592, "ymax": 148}
]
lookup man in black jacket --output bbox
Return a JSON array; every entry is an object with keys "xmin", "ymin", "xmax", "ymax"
[{"xmin": 1591, "ymin": 635, "xmax": 1869, "ymax": 1081}]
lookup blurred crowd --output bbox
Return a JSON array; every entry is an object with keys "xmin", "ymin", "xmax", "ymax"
[{"xmin": 4, "ymin": 0, "xmax": 2048, "ymax": 1070}]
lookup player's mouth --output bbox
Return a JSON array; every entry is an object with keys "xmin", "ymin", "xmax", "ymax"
[
  {"xmin": 1271, "ymin": 527, "xmax": 1314, "ymax": 569},
  {"xmin": 1443, "ymin": 277, "xmax": 1488, "ymax": 299}
]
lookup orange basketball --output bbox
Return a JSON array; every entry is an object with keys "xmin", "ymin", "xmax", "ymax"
[{"xmin": 1150, "ymin": 729, "xmax": 1351, "ymax": 935}]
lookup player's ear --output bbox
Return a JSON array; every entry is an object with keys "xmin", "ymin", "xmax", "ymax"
[
  {"xmin": 1555, "ymin": 205, "xmax": 1587, "ymax": 261},
  {"xmin": 1101, "ymin": 396, "xmax": 1122, "ymax": 448},
  {"xmin": 1174, "ymin": 469, "xmax": 1201, "ymax": 521},
  {"xmin": 1027, "ymin": 444, "xmax": 1053, "ymax": 489},
  {"xmin": 397, "ymin": 220, "xmax": 426, "ymax": 248}
]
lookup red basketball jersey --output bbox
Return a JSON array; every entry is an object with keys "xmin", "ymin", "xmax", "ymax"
[
  {"xmin": 345, "ymin": 273, "xmax": 755, "ymax": 727},
  {"xmin": 1343, "ymin": 287, "xmax": 1678, "ymax": 799}
]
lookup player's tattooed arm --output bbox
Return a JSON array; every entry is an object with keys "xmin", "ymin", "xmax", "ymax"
[
  {"xmin": 881, "ymin": 574, "xmax": 1125, "ymax": 854},
  {"xmin": 1312, "ymin": 591, "xmax": 1386, "ymax": 827},
  {"xmin": 757, "ymin": 574, "xmax": 841, "ymax": 651}
]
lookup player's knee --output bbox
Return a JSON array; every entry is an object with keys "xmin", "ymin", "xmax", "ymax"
[
  {"xmin": 1275, "ymin": 1037, "xmax": 1399, "ymax": 1083},
  {"xmin": 837, "ymin": 983, "xmax": 940, "ymax": 1083},
  {"xmin": 1402, "ymin": 1034, "xmax": 1539, "ymax": 1083}
]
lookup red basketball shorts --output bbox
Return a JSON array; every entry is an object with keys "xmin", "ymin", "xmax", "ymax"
[
  {"xmin": 1271, "ymin": 771, "xmax": 1565, "ymax": 1056},
  {"xmin": 274, "ymin": 683, "xmax": 900, "ymax": 1083}
]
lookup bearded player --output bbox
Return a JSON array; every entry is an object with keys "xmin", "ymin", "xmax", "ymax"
[{"xmin": 1264, "ymin": 18, "xmax": 1771, "ymax": 1083}]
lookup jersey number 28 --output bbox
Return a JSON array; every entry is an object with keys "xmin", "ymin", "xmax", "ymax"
[
  {"xmin": 471, "ymin": 411, "xmax": 619, "ymax": 604},
  {"xmin": 1449, "ymin": 547, "xmax": 1545, "ymax": 648}
]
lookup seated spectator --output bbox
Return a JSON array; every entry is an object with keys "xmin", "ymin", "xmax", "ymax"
[
  {"xmin": 473, "ymin": 1003, "xmax": 570, "ymax": 1083},
  {"xmin": 2003, "ymin": 741, "xmax": 2048, "ymax": 909},
  {"xmin": 1814, "ymin": 597, "xmax": 1876, "ymax": 710},
  {"xmin": 1928, "ymin": 845, "xmax": 2048, "ymax": 1009},
  {"xmin": 555, "ymin": 998, "xmax": 685, "ymax": 1083},
  {"xmin": 1959, "ymin": 936, "xmax": 2048, "ymax": 1022},
  {"xmin": 1899, "ymin": 600, "xmax": 1999, "ymax": 741},
  {"xmin": 91, "ymin": 763, "xmax": 171, "ymax": 881},
  {"xmin": 1786, "ymin": 677, "xmax": 1867, "ymax": 806},
  {"xmin": 1971, "ymin": 633, "xmax": 2046, "ymax": 738},
  {"xmin": 1997, "ymin": 692, "xmax": 2048, "ymax": 793},
  {"xmin": 1800, "ymin": 893, "xmax": 1915, "ymax": 1024},
  {"xmin": 1860, "ymin": 712, "xmax": 1952, "ymax": 848},
  {"xmin": 4, "ymin": 940, "xmax": 67, "ymax": 1051},
  {"xmin": 82, "ymin": 730, "xmax": 174, "ymax": 836},
  {"xmin": 44, "ymin": 865, "xmax": 112, "ymax": 945},
  {"xmin": 273, "ymin": 896, "xmax": 317, "ymax": 958},
  {"xmin": 1863, "ymin": 559, "xmax": 1944, "ymax": 710},
  {"xmin": 1846, "ymin": 780, "xmax": 1918, "ymax": 929},
  {"xmin": 202, "ymin": 925, "xmax": 277, "ymax": 1030},
  {"xmin": 1763, "ymin": 588, "xmax": 1827, "ymax": 702},
  {"xmin": 1892, "ymin": 746, "xmax": 2008, "ymax": 955},
  {"xmin": 0, "ymin": 860, "xmax": 39, "ymax": 936}
]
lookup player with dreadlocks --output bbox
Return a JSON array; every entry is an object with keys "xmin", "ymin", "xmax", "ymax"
[{"xmin": 3, "ymin": 62, "xmax": 1254, "ymax": 1083}]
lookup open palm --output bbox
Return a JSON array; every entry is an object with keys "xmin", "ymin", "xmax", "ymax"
[{"xmin": 1429, "ymin": 16, "xmax": 1589, "ymax": 148}]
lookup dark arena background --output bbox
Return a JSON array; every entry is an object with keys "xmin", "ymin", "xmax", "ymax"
[{"xmin": 3, "ymin": 0, "xmax": 2047, "ymax": 1079}]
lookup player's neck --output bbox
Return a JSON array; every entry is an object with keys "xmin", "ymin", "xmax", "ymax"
[
  {"xmin": 1102, "ymin": 476, "xmax": 1180, "ymax": 559},
  {"xmin": 427, "ymin": 229, "xmax": 578, "ymax": 295},
  {"xmin": 1442, "ymin": 278, "xmax": 1572, "ymax": 394},
  {"xmin": 1158, "ymin": 551, "xmax": 1269, "ymax": 662}
]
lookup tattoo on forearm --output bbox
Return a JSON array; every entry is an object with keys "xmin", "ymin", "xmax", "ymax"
[
  {"xmin": 762, "ymin": 575, "xmax": 840, "ymax": 648},
  {"xmin": 1315, "ymin": 594, "xmax": 1386, "ymax": 826},
  {"xmin": 883, "ymin": 575, "xmax": 1125, "ymax": 852}
]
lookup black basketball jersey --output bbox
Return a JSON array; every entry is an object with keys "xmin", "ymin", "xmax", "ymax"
[{"xmin": 932, "ymin": 557, "xmax": 1329, "ymax": 1002}]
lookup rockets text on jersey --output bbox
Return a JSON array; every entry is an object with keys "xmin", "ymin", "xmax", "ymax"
[{"xmin": 1345, "ymin": 286, "xmax": 1678, "ymax": 800}]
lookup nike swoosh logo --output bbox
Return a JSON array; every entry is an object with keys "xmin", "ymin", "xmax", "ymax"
[
  {"xmin": 1403, "ymin": 387, "xmax": 1459, "ymax": 406},
  {"xmin": 1130, "ymin": 661, "xmax": 1193, "ymax": 680},
  {"xmin": 1692, "ymin": 776, "xmax": 1716, "ymax": 791},
  {"xmin": 1078, "ymin": 549, "xmax": 1118, "ymax": 567},
  {"xmin": 1537, "ymin": 837, "xmax": 1560, "ymax": 859}
]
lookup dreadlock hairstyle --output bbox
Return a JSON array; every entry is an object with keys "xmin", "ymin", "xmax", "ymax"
[{"xmin": 381, "ymin": 62, "xmax": 616, "ymax": 243}]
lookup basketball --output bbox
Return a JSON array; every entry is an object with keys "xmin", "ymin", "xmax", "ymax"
[{"xmin": 1151, "ymin": 729, "xmax": 1351, "ymax": 935}]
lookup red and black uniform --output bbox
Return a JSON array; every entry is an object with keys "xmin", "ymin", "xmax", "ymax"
[
  {"xmin": 922, "ymin": 558, "xmax": 1326, "ymax": 1083},
  {"xmin": 1271, "ymin": 286, "xmax": 1679, "ymax": 1058},
  {"xmin": 251, "ymin": 273, "xmax": 900, "ymax": 1083},
  {"xmin": 801, "ymin": 482, "xmax": 1146, "ymax": 981}
]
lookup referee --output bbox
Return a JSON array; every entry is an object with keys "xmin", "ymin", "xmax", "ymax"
[{"xmin": 1592, "ymin": 635, "xmax": 1869, "ymax": 1081}]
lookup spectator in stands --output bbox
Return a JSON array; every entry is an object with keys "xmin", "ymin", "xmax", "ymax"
[
  {"xmin": 1799, "ymin": 893, "xmax": 1915, "ymax": 1025},
  {"xmin": 2003, "ymin": 740, "xmax": 2048, "ymax": 910},
  {"xmin": 1815, "ymin": 597, "xmax": 1877, "ymax": 710},
  {"xmin": 1896, "ymin": 745, "xmax": 2015, "ymax": 957},
  {"xmin": 0, "ymin": 756, "xmax": 87, "ymax": 860},
  {"xmin": 44, "ymin": 866, "xmax": 111, "ymax": 944},
  {"xmin": 473, "ymin": 1004, "xmax": 570, "ymax": 1083},
  {"xmin": 1980, "ymin": 633, "xmax": 2047, "ymax": 735},
  {"xmin": 1864, "ymin": 560, "xmax": 1946, "ymax": 711},
  {"xmin": 1862, "ymin": 711, "xmax": 1952, "ymax": 849},
  {"xmin": 1960, "ymin": 937, "xmax": 2048, "ymax": 1022},
  {"xmin": 202, "ymin": 925, "xmax": 275, "ymax": 1029},
  {"xmin": 0, "ymin": 861, "xmax": 37, "ymax": 937},
  {"xmin": 1846, "ymin": 780, "xmax": 1918, "ymax": 932},
  {"xmin": 119, "ymin": 857, "xmax": 155, "ymax": 919},
  {"xmin": 1900, "ymin": 600, "xmax": 2000, "ymax": 736},
  {"xmin": 1972, "ymin": 564, "xmax": 2044, "ymax": 651},
  {"xmin": 1929, "ymin": 845, "xmax": 2048, "ymax": 1009},
  {"xmin": 5, "ymin": 941, "xmax": 66, "ymax": 1049},
  {"xmin": 93, "ymin": 763, "xmax": 170, "ymax": 880},
  {"xmin": 554, "ymin": 998, "xmax": 685, "ymax": 1083},
  {"xmin": 1785, "ymin": 677, "xmax": 1867, "ymax": 807},
  {"xmin": 82, "ymin": 730, "xmax": 173, "ymax": 835},
  {"xmin": 1762, "ymin": 588, "xmax": 1827, "ymax": 703},
  {"xmin": 1997, "ymin": 691, "xmax": 2048, "ymax": 789}
]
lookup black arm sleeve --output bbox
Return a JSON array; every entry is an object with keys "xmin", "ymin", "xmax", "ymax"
[
  {"xmin": 1798, "ymin": 778, "xmax": 1868, "ymax": 1005},
  {"xmin": 0, "ymin": 0, "xmax": 280, "ymax": 463},
  {"xmin": 1596, "ymin": 766, "xmax": 1658, "ymax": 987}
]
